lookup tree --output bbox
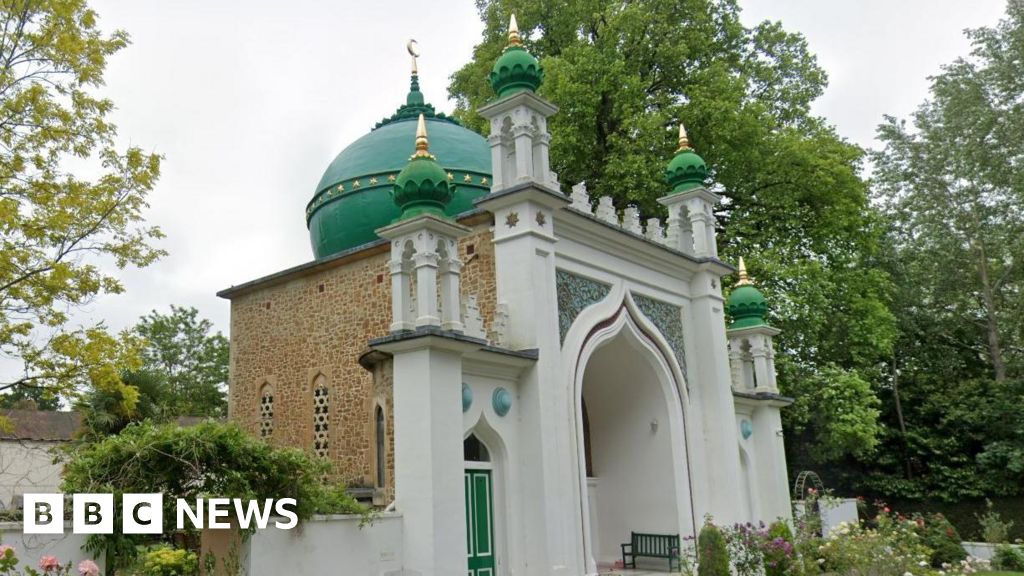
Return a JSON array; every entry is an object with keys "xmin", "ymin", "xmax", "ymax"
[
  {"xmin": 450, "ymin": 0, "xmax": 895, "ymax": 467},
  {"xmin": 873, "ymin": 3, "xmax": 1024, "ymax": 384},
  {"xmin": 61, "ymin": 421, "xmax": 367, "ymax": 571},
  {"xmin": 133, "ymin": 306, "xmax": 228, "ymax": 418},
  {"xmin": 0, "ymin": 1, "xmax": 163, "ymax": 403},
  {"xmin": 862, "ymin": 3, "xmax": 1024, "ymax": 501}
]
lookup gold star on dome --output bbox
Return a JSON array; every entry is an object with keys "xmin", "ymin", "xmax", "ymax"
[
  {"xmin": 463, "ymin": 174, "xmax": 472, "ymax": 183},
  {"xmin": 353, "ymin": 180, "xmax": 361, "ymax": 188},
  {"xmin": 336, "ymin": 184, "xmax": 345, "ymax": 192},
  {"xmin": 480, "ymin": 177, "xmax": 488, "ymax": 185},
  {"xmin": 446, "ymin": 172, "xmax": 454, "ymax": 181},
  {"xmin": 388, "ymin": 174, "xmax": 396, "ymax": 182},
  {"xmin": 369, "ymin": 176, "xmax": 379, "ymax": 185}
]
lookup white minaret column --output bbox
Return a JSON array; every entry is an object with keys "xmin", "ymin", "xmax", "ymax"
[
  {"xmin": 726, "ymin": 257, "xmax": 790, "ymax": 523},
  {"xmin": 388, "ymin": 256, "xmax": 413, "ymax": 332},
  {"xmin": 373, "ymin": 115, "xmax": 477, "ymax": 576},
  {"xmin": 474, "ymin": 15, "xmax": 583, "ymax": 573}
]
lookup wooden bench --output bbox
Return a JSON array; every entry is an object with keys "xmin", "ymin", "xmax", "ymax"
[{"xmin": 621, "ymin": 532, "xmax": 680, "ymax": 571}]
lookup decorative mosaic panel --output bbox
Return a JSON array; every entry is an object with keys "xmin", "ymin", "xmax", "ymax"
[
  {"xmin": 259, "ymin": 389, "xmax": 274, "ymax": 438},
  {"xmin": 556, "ymin": 269, "xmax": 611, "ymax": 343},
  {"xmin": 313, "ymin": 382, "xmax": 330, "ymax": 458},
  {"xmin": 633, "ymin": 293, "xmax": 688, "ymax": 378}
]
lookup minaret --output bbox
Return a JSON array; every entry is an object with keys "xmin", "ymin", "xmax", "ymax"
[
  {"xmin": 658, "ymin": 122, "xmax": 719, "ymax": 258},
  {"xmin": 726, "ymin": 257, "xmax": 780, "ymax": 393},
  {"xmin": 725, "ymin": 257, "xmax": 791, "ymax": 523},
  {"xmin": 373, "ymin": 114, "xmax": 473, "ymax": 576},
  {"xmin": 474, "ymin": 15, "xmax": 581, "ymax": 573}
]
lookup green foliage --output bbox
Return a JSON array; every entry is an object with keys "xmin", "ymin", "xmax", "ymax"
[
  {"xmin": 0, "ymin": 0, "xmax": 163, "ymax": 401},
  {"xmin": 697, "ymin": 521, "xmax": 730, "ymax": 576},
  {"xmin": 137, "ymin": 545, "xmax": 197, "ymax": 576},
  {"xmin": 60, "ymin": 420, "xmax": 368, "ymax": 570},
  {"xmin": 0, "ymin": 384, "xmax": 60, "ymax": 410},
  {"xmin": 993, "ymin": 545, "xmax": 1024, "ymax": 572},
  {"xmin": 978, "ymin": 499, "xmax": 1015, "ymax": 544},
  {"xmin": 873, "ymin": 1, "xmax": 1024, "ymax": 385},
  {"xmin": 763, "ymin": 521, "xmax": 794, "ymax": 576},
  {"xmin": 132, "ymin": 306, "xmax": 229, "ymax": 418},
  {"xmin": 451, "ymin": 0, "xmax": 893, "ymax": 470},
  {"xmin": 912, "ymin": 513, "xmax": 967, "ymax": 567}
]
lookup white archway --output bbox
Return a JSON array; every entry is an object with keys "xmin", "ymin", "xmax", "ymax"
[{"xmin": 567, "ymin": 297, "xmax": 696, "ymax": 572}]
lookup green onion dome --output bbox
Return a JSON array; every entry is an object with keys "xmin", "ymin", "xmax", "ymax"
[
  {"xmin": 392, "ymin": 115, "xmax": 454, "ymax": 220},
  {"xmin": 666, "ymin": 123, "xmax": 708, "ymax": 193},
  {"xmin": 306, "ymin": 72, "xmax": 491, "ymax": 259},
  {"xmin": 489, "ymin": 15, "xmax": 543, "ymax": 98},
  {"xmin": 726, "ymin": 258, "xmax": 770, "ymax": 329}
]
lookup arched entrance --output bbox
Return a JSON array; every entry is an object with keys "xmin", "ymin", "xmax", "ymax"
[
  {"xmin": 465, "ymin": 433, "xmax": 496, "ymax": 576},
  {"xmin": 575, "ymin": 309, "xmax": 693, "ymax": 571}
]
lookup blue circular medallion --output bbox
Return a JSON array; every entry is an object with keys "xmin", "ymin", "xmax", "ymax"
[
  {"xmin": 492, "ymin": 387, "xmax": 512, "ymax": 417},
  {"xmin": 462, "ymin": 383, "xmax": 473, "ymax": 413}
]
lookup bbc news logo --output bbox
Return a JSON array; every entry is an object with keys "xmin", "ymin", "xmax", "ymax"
[{"xmin": 24, "ymin": 494, "xmax": 298, "ymax": 534}]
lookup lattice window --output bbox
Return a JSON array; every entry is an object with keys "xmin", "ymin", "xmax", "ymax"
[
  {"xmin": 259, "ymin": 384, "xmax": 274, "ymax": 438},
  {"xmin": 313, "ymin": 379, "xmax": 329, "ymax": 458}
]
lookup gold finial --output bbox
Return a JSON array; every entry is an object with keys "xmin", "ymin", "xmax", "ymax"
[
  {"xmin": 508, "ymin": 14, "xmax": 523, "ymax": 47},
  {"xmin": 736, "ymin": 256, "xmax": 752, "ymax": 286},
  {"xmin": 407, "ymin": 39, "xmax": 420, "ymax": 75},
  {"xmin": 413, "ymin": 114, "xmax": 431, "ymax": 158},
  {"xmin": 677, "ymin": 122, "xmax": 691, "ymax": 152}
]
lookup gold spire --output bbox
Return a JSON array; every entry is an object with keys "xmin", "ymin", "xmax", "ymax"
[
  {"xmin": 508, "ymin": 14, "xmax": 523, "ymax": 47},
  {"xmin": 677, "ymin": 122, "xmax": 691, "ymax": 152},
  {"xmin": 736, "ymin": 256, "xmax": 752, "ymax": 286},
  {"xmin": 413, "ymin": 114, "xmax": 431, "ymax": 158}
]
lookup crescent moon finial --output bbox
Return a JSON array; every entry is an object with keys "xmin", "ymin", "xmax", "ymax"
[{"xmin": 407, "ymin": 39, "xmax": 420, "ymax": 75}]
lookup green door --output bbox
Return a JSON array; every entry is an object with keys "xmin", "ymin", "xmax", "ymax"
[{"xmin": 465, "ymin": 469, "xmax": 495, "ymax": 576}]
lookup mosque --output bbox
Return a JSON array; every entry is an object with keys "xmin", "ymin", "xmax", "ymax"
[{"xmin": 218, "ymin": 17, "xmax": 792, "ymax": 576}]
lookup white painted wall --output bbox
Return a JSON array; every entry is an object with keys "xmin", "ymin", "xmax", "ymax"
[
  {"xmin": 583, "ymin": 333, "xmax": 681, "ymax": 566},
  {"xmin": 0, "ymin": 440, "xmax": 64, "ymax": 509},
  {"xmin": 244, "ymin": 513, "xmax": 402, "ymax": 575},
  {"xmin": 0, "ymin": 522, "xmax": 103, "ymax": 573}
]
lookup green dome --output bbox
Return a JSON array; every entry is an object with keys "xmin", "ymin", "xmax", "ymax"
[
  {"xmin": 666, "ymin": 149, "xmax": 707, "ymax": 193},
  {"xmin": 392, "ymin": 116, "xmax": 455, "ymax": 220},
  {"xmin": 306, "ymin": 78, "xmax": 491, "ymax": 259},
  {"xmin": 726, "ymin": 260, "xmax": 769, "ymax": 329},
  {"xmin": 490, "ymin": 46, "xmax": 543, "ymax": 98},
  {"xmin": 665, "ymin": 124, "xmax": 708, "ymax": 193}
]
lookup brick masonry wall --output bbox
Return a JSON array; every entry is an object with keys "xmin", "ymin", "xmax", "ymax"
[{"xmin": 227, "ymin": 220, "xmax": 497, "ymax": 498}]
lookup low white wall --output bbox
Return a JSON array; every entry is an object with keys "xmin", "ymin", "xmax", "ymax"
[
  {"xmin": 793, "ymin": 498, "xmax": 859, "ymax": 538},
  {"xmin": 963, "ymin": 541, "xmax": 1022, "ymax": 561},
  {"xmin": 0, "ymin": 522, "xmax": 103, "ymax": 572},
  {"xmin": 244, "ymin": 513, "xmax": 403, "ymax": 576}
]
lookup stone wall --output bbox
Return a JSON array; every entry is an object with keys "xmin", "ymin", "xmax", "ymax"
[{"xmin": 226, "ymin": 218, "xmax": 497, "ymax": 495}]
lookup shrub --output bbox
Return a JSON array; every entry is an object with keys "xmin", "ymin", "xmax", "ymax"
[
  {"xmin": 763, "ymin": 521, "xmax": 795, "ymax": 576},
  {"xmin": 139, "ymin": 545, "xmax": 198, "ymax": 576},
  {"xmin": 977, "ymin": 499, "xmax": 1014, "ymax": 544},
  {"xmin": 697, "ymin": 522, "xmax": 730, "ymax": 576},
  {"xmin": 993, "ymin": 544, "xmax": 1024, "ymax": 571},
  {"xmin": 913, "ymin": 513, "xmax": 967, "ymax": 567}
]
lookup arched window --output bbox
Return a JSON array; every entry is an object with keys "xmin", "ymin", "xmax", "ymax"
[
  {"xmin": 313, "ymin": 377, "xmax": 329, "ymax": 458},
  {"xmin": 375, "ymin": 405, "xmax": 386, "ymax": 487},
  {"xmin": 464, "ymin": 434, "xmax": 490, "ymax": 462},
  {"xmin": 259, "ymin": 383, "xmax": 274, "ymax": 438}
]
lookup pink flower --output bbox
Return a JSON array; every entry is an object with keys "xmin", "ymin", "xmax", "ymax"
[
  {"xmin": 39, "ymin": 555, "xmax": 60, "ymax": 571},
  {"xmin": 0, "ymin": 545, "xmax": 13, "ymax": 558},
  {"xmin": 78, "ymin": 559, "xmax": 100, "ymax": 576}
]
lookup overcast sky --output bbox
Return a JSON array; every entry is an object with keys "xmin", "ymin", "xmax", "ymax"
[{"xmin": 73, "ymin": 0, "xmax": 1007, "ymax": 341}]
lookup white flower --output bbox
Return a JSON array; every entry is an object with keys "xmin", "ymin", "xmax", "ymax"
[
  {"xmin": 818, "ymin": 559, "xmax": 826, "ymax": 565},
  {"xmin": 919, "ymin": 561, "xmax": 928, "ymax": 567},
  {"xmin": 904, "ymin": 572, "xmax": 913, "ymax": 576}
]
